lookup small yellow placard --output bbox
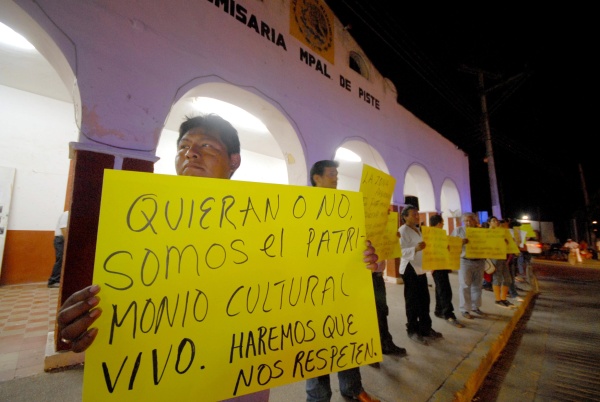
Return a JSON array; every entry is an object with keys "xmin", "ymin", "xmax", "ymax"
[
  {"xmin": 82, "ymin": 170, "xmax": 381, "ymax": 402},
  {"xmin": 520, "ymin": 223, "xmax": 536, "ymax": 238},
  {"xmin": 505, "ymin": 229, "xmax": 520, "ymax": 254},
  {"xmin": 359, "ymin": 164, "xmax": 396, "ymax": 260},
  {"xmin": 421, "ymin": 226, "xmax": 449, "ymax": 270},
  {"xmin": 384, "ymin": 211, "xmax": 401, "ymax": 259},
  {"xmin": 465, "ymin": 228, "xmax": 507, "ymax": 259},
  {"xmin": 447, "ymin": 237, "xmax": 463, "ymax": 270}
]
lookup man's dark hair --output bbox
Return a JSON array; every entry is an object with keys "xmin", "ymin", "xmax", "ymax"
[
  {"xmin": 401, "ymin": 204, "xmax": 418, "ymax": 222},
  {"xmin": 178, "ymin": 113, "xmax": 240, "ymax": 155},
  {"xmin": 309, "ymin": 160, "xmax": 339, "ymax": 186},
  {"xmin": 429, "ymin": 214, "xmax": 443, "ymax": 227}
]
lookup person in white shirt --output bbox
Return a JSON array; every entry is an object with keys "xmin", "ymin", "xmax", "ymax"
[
  {"xmin": 399, "ymin": 204, "xmax": 442, "ymax": 345},
  {"xmin": 563, "ymin": 239, "xmax": 579, "ymax": 249},
  {"xmin": 563, "ymin": 239, "xmax": 582, "ymax": 263}
]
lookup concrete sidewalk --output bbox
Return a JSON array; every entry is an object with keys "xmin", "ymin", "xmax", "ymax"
[
  {"xmin": 269, "ymin": 270, "xmax": 536, "ymax": 402},
  {"xmin": 0, "ymin": 269, "xmax": 537, "ymax": 402}
]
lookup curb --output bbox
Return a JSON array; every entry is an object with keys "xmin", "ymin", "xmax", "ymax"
[{"xmin": 444, "ymin": 275, "xmax": 539, "ymax": 402}]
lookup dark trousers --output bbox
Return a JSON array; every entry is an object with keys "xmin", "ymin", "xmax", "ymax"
[
  {"xmin": 372, "ymin": 272, "xmax": 394, "ymax": 346},
  {"xmin": 432, "ymin": 269, "xmax": 456, "ymax": 319},
  {"xmin": 47, "ymin": 236, "xmax": 64, "ymax": 285},
  {"xmin": 401, "ymin": 263, "xmax": 432, "ymax": 336},
  {"xmin": 507, "ymin": 254, "xmax": 519, "ymax": 297}
]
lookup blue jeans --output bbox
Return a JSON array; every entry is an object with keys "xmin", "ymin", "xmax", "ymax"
[{"xmin": 306, "ymin": 368, "xmax": 362, "ymax": 401}]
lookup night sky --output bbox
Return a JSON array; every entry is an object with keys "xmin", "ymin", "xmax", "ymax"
[{"xmin": 324, "ymin": 2, "xmax": 598, "ymax": 240}]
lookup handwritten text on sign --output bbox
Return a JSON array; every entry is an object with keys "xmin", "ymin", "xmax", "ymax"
[
  {"xmin": 359, "ymin": 164, "xmax": 396, "ymax": 260},
  {"xmin": 465, "ymin": 228, "xmax": 507, "ymax": 259},
  {"xmin": 82, "ymin": 170, "xmax": 381, "ymax": 402}
]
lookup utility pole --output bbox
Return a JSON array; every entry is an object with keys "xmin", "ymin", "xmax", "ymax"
[
  {"xmin": 477, "ymin": 71, "xmax": 502, "ymax": 219},
  {"xmin": 461, "ymin": 65, "xmax": 529, "ymax": 220},
  {"xmin": 579, "ymin": 162, "xmax": 592, "ymax": 244}
]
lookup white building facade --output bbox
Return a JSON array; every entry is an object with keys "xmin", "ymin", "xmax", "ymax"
[{"xmin": 0, "ymin": 0, "xmax": 471, "ymax": 291}]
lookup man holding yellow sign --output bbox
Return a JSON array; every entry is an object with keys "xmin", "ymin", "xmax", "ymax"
[
  {"xmin": 428, "ymin": 215, "xmax": 464, "ymax": 328},
  {"xmin": 55, "ymin": 116, "xmax": 380, "ymax": 402},
  {"xmin": 306, "ymin": 160, "xmax": 380, "ymax": 402},
  {"xmin": 399, "ymin": 205, "xmax": 443, "ymax": 346},
  {"xmin": 450, "ymin": 212, "xmax": 487, "ymax": 320}
]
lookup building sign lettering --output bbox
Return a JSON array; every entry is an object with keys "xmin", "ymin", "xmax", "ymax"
[{"xmin": 208, "ymin": 0, "xmax": 287, "ymax": 50}]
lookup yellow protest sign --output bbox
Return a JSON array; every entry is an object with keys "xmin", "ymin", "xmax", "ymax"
[
  {"xmin": 465, "ymin": 228, "xmax": 506, "ymax": 259},
  {"xmin": 359, "ymin": 164, "xmax": 396, "ymax": 260},
  {"xmin": 373, "ymin": 211, "xmax": 401, "ymax": 260},
  {"xmin": 82, "ymin": 170, "xmax": 381, "ymax": 402},
  {"xmin": 521, "ymin": 223, "xmax": 536, "ymax": 238},
  {"xmin": 421, "ymin": 226, "xmax": 449, "ymax": 270},
  {"xmin": 505, "ymin": 229, "xmax": 520, "ymax": 254},
  {"xmin": 447, "ymin": 236, "xmax": 463, "ymax": 270}
]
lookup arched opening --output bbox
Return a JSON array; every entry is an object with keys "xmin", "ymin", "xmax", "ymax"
[
  {"xmin": 404, "ymin": 163, "xmax": 436, "ymax": 226},
  {"xmin": 349, "ymin": 51, "xmax": 369, "ymax": 79},
  {"xmin": 441, "ymin": 178, "xmax": 462, "ymax": 234},
  {"xmin": 333, "ymin": 139, "xmax": 388, "ymax": 193},
  {"xmin": 160, "ymin": 82, "xmax": 307, "ymax": 186},
  {"xmin": 0, "ymin": 11, "xmax": 79, "ymax": 283}
]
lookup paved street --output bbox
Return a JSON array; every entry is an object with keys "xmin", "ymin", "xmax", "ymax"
[{"xmin": 473, "ymin": 259, "xmax": 600, "ymax": 402}]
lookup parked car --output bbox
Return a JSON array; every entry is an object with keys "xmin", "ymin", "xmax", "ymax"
[{"xmin": 525, "ymin": 239, "xmax": 543, "ymax": 254}]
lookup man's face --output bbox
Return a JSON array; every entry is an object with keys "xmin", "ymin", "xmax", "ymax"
[
  {"xmin": 313, "ymin": 166, "xmax": 338, "ymax": 189},
  {"xmin": 175, "ymin": 128, "xmax": 240, "ymax": 179},
  {"xmin": 404, "ymin": 208, "xmax": 420, "ymax": 225},
  {"xmin": 464, "ymin": 215, "xmax": 478, "ymax": 228}
]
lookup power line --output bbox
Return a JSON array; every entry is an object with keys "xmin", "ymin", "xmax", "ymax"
[{"xmin": 332, "ymin": 1, "xmax": 479, "ymax": 124}]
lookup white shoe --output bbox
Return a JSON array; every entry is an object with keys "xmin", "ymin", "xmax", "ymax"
[{"xmin": 510, "ymin": 296, "xmax": 524, "ymax": 302}]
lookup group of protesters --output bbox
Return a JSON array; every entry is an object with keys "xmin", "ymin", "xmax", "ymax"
[{"xmin": 397, "ymin": 210, "xmax": 529, "ymax": 349}]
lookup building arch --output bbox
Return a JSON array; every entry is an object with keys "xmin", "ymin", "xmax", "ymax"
[
  {"xmin": 158, "ymin": 80, "xmax": 307, "ymax": 186},
  {"xmin": 403, "ymin": 163, "xmax": 435, "ymax": 224},
  {"xmin": 440, "ymin": 178, "xmax": 462, "ymax": 233},
  {"xmin": 0, "ymin": 1, "xmax": 80, "ymax": 126},
  {"xmin": 333, "ymin": 139, "xmax": 388, "ymax": 193}
]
